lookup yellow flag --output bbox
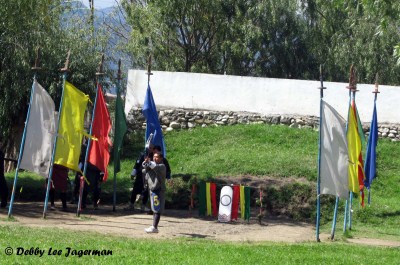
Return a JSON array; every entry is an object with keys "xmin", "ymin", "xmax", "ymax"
[
  {"xmin": 54, "ymin": 81, "xmax": 89, "ymax": 171},
  {"xmin": 347, "ymin": 104, "xmax": 361, "ymax": 193},
  {"xmin": 240, "ymin": 185, "xmax": 245, "ymax": 219}
]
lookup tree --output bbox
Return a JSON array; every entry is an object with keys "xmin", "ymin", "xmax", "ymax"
[
  {"xmin": 123, "ymin": 0, "xmax": 317, "ymax": 78},
  {"xmin": 300, "ymin": 0, "xmax": 400, "ymax": 84},
  {"xmin": 0, "ymin": 0, "xmax": 109, "ymax": 160},
  {"xmin": 123, "ymin": 0, "xmax": 229, "ymax": 72}
]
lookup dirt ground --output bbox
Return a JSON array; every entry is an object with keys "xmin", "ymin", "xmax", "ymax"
[{"xmin": 1, "ymin": 202, "xmax": 399, "ymax": 247}]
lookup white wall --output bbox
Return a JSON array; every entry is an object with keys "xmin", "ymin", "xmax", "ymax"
[{"xmin": 125, "ymin": 70, "xmax": 400, "ymax": 124}]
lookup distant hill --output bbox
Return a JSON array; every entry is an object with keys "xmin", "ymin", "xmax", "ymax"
[{"xmin": 63, "ymin": 1, "xmax": 131, "ymax": 93}]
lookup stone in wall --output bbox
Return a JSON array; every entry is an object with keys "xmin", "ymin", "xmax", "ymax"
[
  {"xmin": 270, "ymin": 116, "xmax": 280, "ymax": 124},
  {"xmin": 126, "ymin": 107, "xmax": 400, "ymax": 139},
  {"xmin": 280, "ymin": 116, "xmax": 291, "ymax": 125}
]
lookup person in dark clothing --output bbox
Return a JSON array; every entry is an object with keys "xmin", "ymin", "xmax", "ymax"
[
  {"xmin": 71, "ymin": 142, "xmax": 87, "ymax": 204},
  {"xmin": 71, "ymin": 161, "xmax": 83, "ymax": 204},
  {"xmin": 81, "ymin": 163, "xmax": 103, "ymax": 209},
  {"xmin": 0, "ymin": 149, "xmax": 9, "ymax": 208},
  {"xmin": 48, "ymin": 164, "xmax": 69, "ymax": 211},
  {"xmin": 125, "ymin": 145, "xmax": 155, "ymax": 211}
]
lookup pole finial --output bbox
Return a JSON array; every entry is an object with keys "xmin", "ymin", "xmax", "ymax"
[
  {"xmin": 60, "ymin": 50, "xmax": 71, "ymax": 72},
  {"xmin": 373, "ymin": 72, "xmax": 380, "ymax": 94},
  {"xmin": 96, "ymin": 53, "xmax": 105, "ymax": 76},
  {"xmin": 346, "ymin": 64, "xmax": 358, "ymax": 92},
  {"xmin": 146, "ymin": 55, "xmax": 153, "ymax": 82},
  {"xmin": 32, "ymin": 47, "xmax": 42, "ymax": 71},
  {"xmin": 317, "ymin": 65, "xmax": 326, "ymax": 97}
]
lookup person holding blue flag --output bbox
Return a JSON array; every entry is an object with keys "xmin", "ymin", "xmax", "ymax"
[
  {"xmin": 143, "ymin": 152, "xmax": 166, "ymax": 233},
  {"xmin": 153, "ymin": 145, "xmax": 171, "ymax": 180}
]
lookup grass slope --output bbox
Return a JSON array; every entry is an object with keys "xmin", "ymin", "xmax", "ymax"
[{"xmin": 4, "ymin": 124, "xmax": 400, "ymax": 240}]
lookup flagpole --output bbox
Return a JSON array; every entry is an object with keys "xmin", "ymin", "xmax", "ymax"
[
  {"xmin": 43, "ymin": 50, "xmax": 71, "ymax": 218},
  {"xmin": 145, "ymin": 55, "xmax": 154, "ymax": 148},
  {"xmin": 316, "ymin": 65, "xmax": 326, "ymax": 242},
  {"xmin": 8, "ymin": 48, "xmax": 42, "ymax": 218},
  {"xmin": 367, "ymin": 74, "xmax": 380, "ymax": 204},
  {"xmin": 144, "ymin": 55, "xmax": 166, "ymax": 158},
  {"xmin": 147, "ymin": 55, "xmax": 153, "ymax": 84},
  {"xmin": 343, "ymin": 66, "xmax": 353, "ymax": 232},
  {"xmin": 113, "ymin": 59, "xmax": 123, "ymax": 212},
  {"xmin": 331, "ymin": 64, "xmax": 339, "ymax": 240},
  {"xmin": 329, "ymin": 67, "xmax": 344, "ymax": 239},
  {"xmin": 343, "ymin": 65, "xmax": 358, "ymax": 231},
  {"xmin": 329, "ymin": 63, "xmax": 344, "ymax": 238},
  {"xmin": 76, "ymin": 54, "xmax": 104, "ymax": 217},
  {"xmin": 330, "ymin": 197, "xmax": 340, "ymax": 239},
  {"xmin": 348, "ymin": 90, "xmax": 356, "ymax": 231},
  {"xmin": 343, "ymin": 66, "xmax": 351, "ymax": 232},
  {"xmin": 349, "ymin": 69, "xmax": 362, "ymax": 231}
]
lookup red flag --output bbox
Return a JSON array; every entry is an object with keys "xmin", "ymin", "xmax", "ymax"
[
  {"xmin": 231, "ymin": 185, "xmax": 240, "ymax": 220},
  {"xmin": 210, "ymin": 183, "xmax": 217, "ymax": 217},
  {"xmin": 88, "ymin": 84, "xmax": 112, "ymax": 181}
]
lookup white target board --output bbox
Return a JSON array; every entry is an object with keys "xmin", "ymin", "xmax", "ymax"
[{"xmin": 218, "ymin": 186, "xmax": 233, "ymax": 222}]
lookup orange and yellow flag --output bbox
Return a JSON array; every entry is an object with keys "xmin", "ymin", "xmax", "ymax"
[{"xmin": 347, "ymin": 102, "xmax": 365, "ymax": 206}]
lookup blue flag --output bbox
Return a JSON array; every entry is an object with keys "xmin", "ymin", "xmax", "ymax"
[
  {"xmin": 143, "ymin": 84, "xmax": 166, "ymax": 157},
  {"xmin": 364, "ymin": 101, "xmax": 378, "ymax": 189}
]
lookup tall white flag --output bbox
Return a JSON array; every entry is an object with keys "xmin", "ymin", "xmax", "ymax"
[
  {"xmin": 20, "ymin": 80, "xmax": 56, "ymax": 177},
  {"xmin": 320, "ymin": 100, "xmax": 349, "ymax": 199}
]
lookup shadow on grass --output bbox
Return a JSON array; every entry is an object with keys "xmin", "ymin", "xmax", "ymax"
[
  {"xmin": 376, "ymin": 210, "xmax": 400, "ymax": 218},
  {"xmin": 178, "ymin": 233, "xmax": 209, "ymax": 239}
]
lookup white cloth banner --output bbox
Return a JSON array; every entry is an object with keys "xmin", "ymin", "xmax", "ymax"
[
  {"xmin": 20, "ymin": 80, "xmax": 56, "ymax": 177},
  {"xmin": 320, "ymin": 100, "xmax": 349, "ymax": 199}
]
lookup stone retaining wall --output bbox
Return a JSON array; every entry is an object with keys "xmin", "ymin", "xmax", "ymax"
[{"xmin": 127, "ymin": 107, "xmax": 400, "ymax": 141}]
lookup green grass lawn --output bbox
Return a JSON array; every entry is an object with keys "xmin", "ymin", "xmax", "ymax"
[{"xmin": 0, "ymin": 225, "xmax": 399, "ymax": 264}]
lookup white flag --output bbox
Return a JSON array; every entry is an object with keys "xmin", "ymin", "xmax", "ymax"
[
  {"xmin": 20, "ymin": 80, "xmax": 56, "ymax": 177},
  {"xmin": 320, "ymin": 100, "xmax": 349, "ymax": 199}
]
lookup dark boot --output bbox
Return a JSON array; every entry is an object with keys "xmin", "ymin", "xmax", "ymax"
[
  {"xmin": 49, "ymin": 189, "xmax": 55, "ymax": 210},
  {"xmin": 60, "ymin": 192, "xmax": 67, "ymax": 210}
]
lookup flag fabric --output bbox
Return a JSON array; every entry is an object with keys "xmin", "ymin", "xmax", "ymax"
[
  {"xmin": 231, "ymin": 185, "xmax": 240, "ymax": 220},
  {"xmin": 206, "ymin": 182, "xmax": 211, "ymax": 216},
  {"xmin": 210, "ymin": 183, "xmax": 217, "ymax": 217},
  {"xmin": 54, "ymin": 81, "xmax": 89, "ymax": 172},
  {"xmin": 240, "ymin": 185, "xmax": 245, "ymax": 219},
  {"xmin": 88, "ymin": 84, "xmax": 112, "ymax": 181},
  {"xmin": 364, "ymin": 102, "xmax": 378, "ymax": 189},
  {"xmin": 143, "ymin": 85, "xmax": 166, "ymax": 157},
  {"xmin": 244, "ymin": 186, "xmax": 251, "ymax": 221},
  {"xmin": 347, "ymin": 101, "xmax": 365, "ymax": 206},
  {"xmin": 203, "ymin": 182, "xmax": 218, "ymax": 217},
  {"xmin": 20, "ymin": 80, "xmax": 56, "ymax": 177},
  {"xmin": 113, "ymin": 91, "xmax": 127, "ymax": 174},
  {"xmin": 319, "ymin": 100, "xmax": 349, "ymax": 199},
  {"xmin": 355, "ymin": 107, "xmax": 366, "ymax": 148}
]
